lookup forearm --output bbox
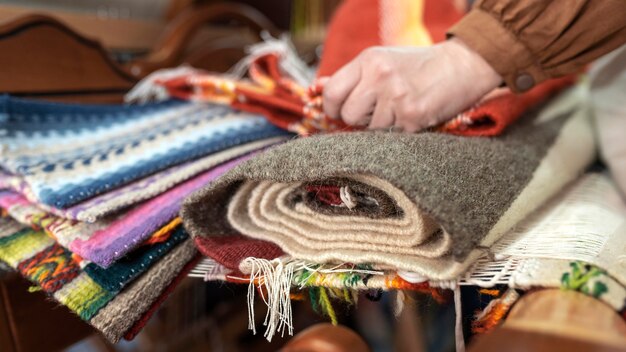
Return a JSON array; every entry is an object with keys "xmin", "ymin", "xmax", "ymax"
[{"xmin": 448, "ymin": 0, "xmax": 626, "ymax": 92}]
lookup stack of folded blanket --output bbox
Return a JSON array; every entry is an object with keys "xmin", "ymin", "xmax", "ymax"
[
  {"xmin": 169, "ymin": 0, "xmax": 621, "ymax": 344},
  {"xmin": 3, "ymin": 0, "xmax": 621, "ymax": 347},
  {"xmin": 139, "ymin": 0, "xmax": 624, "ymax": 346},
  {"xmin": 0, "ymin": 95, "xmax": 290, "ymax": 342}
]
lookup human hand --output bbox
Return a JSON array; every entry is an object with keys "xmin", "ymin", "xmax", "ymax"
[{"xmin": 322, "ymin": 38, "xmax": 502, "ymax": 132}]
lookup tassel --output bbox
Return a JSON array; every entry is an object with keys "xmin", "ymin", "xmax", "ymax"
[
  {"xmin": 243, "ymin": 257, "xmax": 296, "ymax": 341},
  {"xmin": 394, "ymin": 290, "xmax": 406, "ymax": 317},
  {"xmin": 228, "ymin": 33, "xmax": 315, "ymax": 87},
  {"xmin": 124, "ymin": 66, "xmax": 200, "ymax": 103},
  {"xmin": 454, "ymin": 285, "xmax": 466, "ymax": 352},
  {"xmin": 318, "ymin": 287, "xmax": 338, "ymax": 325},
  {"xmin": 472, "ymin": 289, "xmax": 520, "ymax": 334}
]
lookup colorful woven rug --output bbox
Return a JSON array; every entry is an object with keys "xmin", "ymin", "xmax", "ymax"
[
  {"xmin": 0, "ymin": 216, "xmax": 195, "ymax": 342},
  {"xmin": 0, "ymin": 137, "xmax": 285, "ymax": 222},
  {"xmin": 0, "ymin": 95, "xmax": 289, "ymax": 209},
  {"xmin": 191, "ymin": 173, "xmax": 626, "ymax": 340},
  {"xmin": 182, "ymin": 85, "xmax": 595, "ymax": 281},
  {"xmin": 453, "ymin": 172, "xmax": 626, "ymax": 310},
  {"xmin": 139, "ymin": 57, "xmax": 573, "ymax": 137},
  {"xmin": 90, "ymin": 240, "xmax": 198, "ymax": 343},
  {"xmin": 0, "ymin": 152, "xmax": 263, "ymax": 268}
]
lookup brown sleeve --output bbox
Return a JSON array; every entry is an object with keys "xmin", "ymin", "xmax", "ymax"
[{"xmin": 448, "ymin": 0, "xmax": 626, "ymax": 92}]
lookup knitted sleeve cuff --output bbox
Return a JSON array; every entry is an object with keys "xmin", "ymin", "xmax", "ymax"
[{"xmin": 447, "ymin": 9, "xmax": 549, "ymax": 93}]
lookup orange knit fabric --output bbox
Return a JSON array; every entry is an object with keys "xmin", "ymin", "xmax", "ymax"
[{"xmin": 439, "ymin": 76, "xmax": 577, "ymax": 136}]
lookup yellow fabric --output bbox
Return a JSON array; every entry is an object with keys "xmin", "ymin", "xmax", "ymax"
[
  {"xmin": 381, "ymin": 0, "xmax": 433, "ymax": 47},
  {"xmin": 0, "ymin": 229, "xmax": 55, "ymax": 267}
]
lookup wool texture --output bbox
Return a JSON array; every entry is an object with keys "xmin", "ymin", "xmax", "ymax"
[
  {"xmin": 0, "ymin": 190, "xmax": 181, "ymax": 265},
  {"xmin": 203, "ymin": 258, "xmax": 444, "ymax": 299},
  {"xmin": 123, "ymin": 256, "xmax": 200, "ymax": 341},
  {"xmin": 191, "ymin": 172, "xmax": 626, "ymax": 337},
  {"xmin": 194, "ymin": 235, "xmax": 284, "ymax": 271},
  {"xmin": 183, "ymin": 87, "xmax": 596, "ymax": 280},
  {"xmin": 0, "ymin": 95, "xmax": 289, "ymax": 208},
  {"xmin": 133, "ymin": 56, "xmax": 348, "ymax": 136},
  {"xmin": 69, "ymin": 153, "xmax": 260, "ymax": 267},
  {"xmin": 0, "ymin": 216, "xmax": 187, "ymax": 322},
  {"xmin": 444, "ymin": 172, "xmax": 626, "ymax": 312},
  {"xmin": 461, "ymin": 258, "xmax": 626, "ymax": 314},
  {"xmin": 0, "ymin": 153, "xmax": 262, "ymax": 268},
  {"xmin": 89, "ymin": 240, "xmax": 198, "ymax": 343}
]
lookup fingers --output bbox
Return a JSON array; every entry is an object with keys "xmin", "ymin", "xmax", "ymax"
[
  {"xmin": 340, "ymin": 82, "xmax": 377, "ymax": 126},
  {"xmin": 322, "ymin": 60, "xmax": 362, "ymax": 119},
  {"xmin": 394, "ymin": 100, "xmax": 429, "ymax": 133},
  {"xmin": 368, "ymin": 99, "xmax": 395, "ymax": 130}
]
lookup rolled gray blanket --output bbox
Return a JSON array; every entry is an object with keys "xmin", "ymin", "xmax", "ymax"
[{"xmin": 182, "ymin": 88, "xmax": 595, "ymax": 280}]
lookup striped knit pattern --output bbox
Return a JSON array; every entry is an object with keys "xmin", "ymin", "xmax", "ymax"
[
  {"xmin": 0, "ymin": 152, "xmax": 261, "ymax": 268},
  {"xmin": 89, "ymin": 240, "xmax": 198, "ymax": 343},
  {"xmin": 53, "ymin": 273, "xmax": 114, "ymax": 321},
  {"xmin": 0, "ymin": 137, "xmax": 285, "ymax": 222},
  {"xmin": 0, "ymin": 95, "xmax": 290, "ymax": 208},
  {"xmin": 17, "ymin": 243, "xmax": 82, "ymax": 292},
  {"xmin": 0, "ymin": 217, "xmax": 188, "ymax": 322}
]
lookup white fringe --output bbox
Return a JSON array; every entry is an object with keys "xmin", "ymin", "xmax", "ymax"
[
  {"xmin": 393, "ymin": 290, "xmax": 405, "ymax": 317},
  {"xmin": 492, "ymin": 174, "xmax": 621, "ymax": 262},
  {"xmin": 189, "ymin": 174, "xmax": 624, "ymax": 344},
  {"xmin": 242, "ymin": 257, "xmax": 296, "ymax": 341},
  {"xmin": 441, "ymin": 173, "xmax": 624, "ymax": 288},
  {"xmin": 228, "ymin": 32, "xmax": 315, "ymax": 87},
  {"xmin": 125, "ymin": 34, "xmax": 314, "ymax": 105},
  {"xmin": 339, "ymin": 186, "xmax": 357, "ymax": 209},
  {"xmin": 124, "ymin": 65, "xmax": 201, "ymax": 103},
  {"xmin": 188, "ymin": 258, "xmax": 232, "ymax": 281},
  {"xmin": 453, "ymin": 285, "xmax": 466, "ymax": 352}
]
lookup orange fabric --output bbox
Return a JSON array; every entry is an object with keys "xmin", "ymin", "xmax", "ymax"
[
  {"xmin": 160, "ymin": 56, "xmax": 575, "ymax": 137},
  {"xmin": 141, "ymin": 218, "xmax": 181, "ymax": 246},
  {"xmin": 317, "ymin": 0, "xmax": 463, "ymax": 77},
  {"xmin": 438, "ymin": 75, "xmax": 577, "ymax": 136},
  {"xmin": 478, "ymin": 289, "xmax": 501, "ymax": 297},
  {"xmin": 385, "ymin": 276, "xmax": 447, "ymax": 303},
  {"xmin": 156, "ymin": 0, "xmax": 576, "ymax": 137},
  {"xmin": 161, "ymin": 54, "xmax": 353, "ymax": 135},
  {"xmin": 423, "ymin": 0, "xmax": 464, "ymax": 43},
  {"xmin": 313, "ymin": 0, "xmax": 574, "ymax": 136},
  {"xmin": 317, "ymin": 0, "xmax": 382, "ymax": 77}
]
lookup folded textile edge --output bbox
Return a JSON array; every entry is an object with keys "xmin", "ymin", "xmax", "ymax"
[{"xmin": 182, "ymin": 86, "xmax": 595, "ymax": 281}]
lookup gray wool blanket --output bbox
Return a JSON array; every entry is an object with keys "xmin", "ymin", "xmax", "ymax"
[{"xmin": 182, "ymin": 88, "xmax": 596, "ymax": 280}]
